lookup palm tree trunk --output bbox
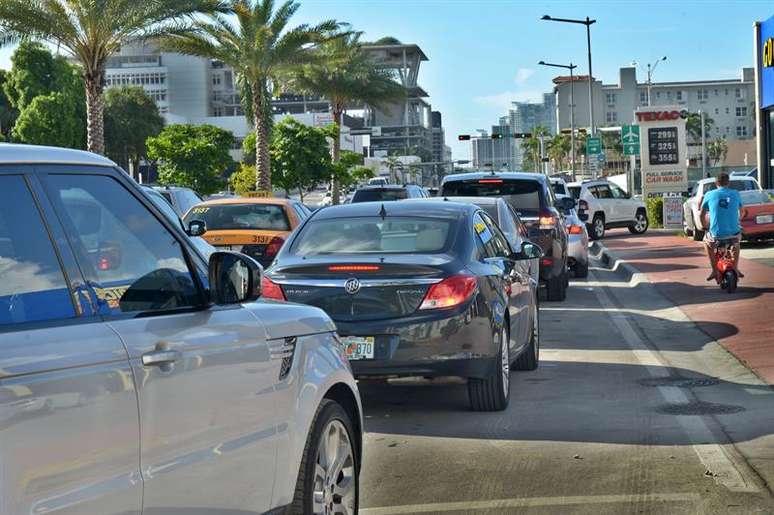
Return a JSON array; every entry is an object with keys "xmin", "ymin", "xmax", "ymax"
[
  {"xmin": 330, "ymin": 105, "xmax": 343, "ymax": 205},
  {"xmin": 253, "ymin": 87, "xmax": 271, "ymax": 192},
  {"xmin": 85, "ymin": 71, "xmax": 105, "ymax": 155}
]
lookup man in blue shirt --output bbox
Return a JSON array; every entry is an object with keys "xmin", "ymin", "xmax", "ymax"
[{"xmin": 700, "ymin": 173, "xmax": 742, "ymax": 281}]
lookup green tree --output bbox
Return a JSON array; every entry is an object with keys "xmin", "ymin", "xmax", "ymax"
[
  {"xmin": 547, "ymin": 134, "xmax": 571, "ymax": 171},
  {"xmin": 160, "ymin": 0, "xmax": 346, "ymax": 192},
  {"xmin": 12, "ymin": 91, "xmax": 85, "ymax": 148},
  {"xmin": 521, "ymin": 126, "xmax": 550, "ymax": 173},
  {"xmin": 330, "ymin": 150, "xmax": 367, "ymax": 189},
  {"xmin": 3, "ymin": 41, "xmax": 75, "ymax": 111},
  {"xmin": 146, "ymin": 124, "xmax": 234, "ymax": 195},
  {"xmin": 229, "ymin": 163, "xmax": 258, "ymax": 195},
  {"xmin": 104, "ymin": 86, "xmax": 164, "ymax": 176},
  {"xmin": 686, "ymin": 112, "xmax": 714, "ymax": 144},
  {"xmin": 707, "ymin": 137, "xmax": 729, "ymax": 166},
  {"xmin": 291, "ymin": 33, "xmax": 405, "ymax": 203},
  {"xmin": 0, "ymin": 70, "xmax": 16, "ymax": 139},
  {"xmin": 381, "ymin": 155, "xmax": 402, "ymax": 183},
  {"xmin": 0, "ymin": 0, "xmax": 224, "ymax": 154},
  {"xmin": 269, "ymin": 117, "xmax": 332, "ymax": 200}
]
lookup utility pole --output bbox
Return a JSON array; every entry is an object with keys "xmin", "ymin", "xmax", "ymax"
[
  {"xmin": 539, "ymin": 60, "xmax": 577, "ymax": 181},
  {"xmin": 700, "ymin": 110, "xmax": 707, "ymax": 177}
]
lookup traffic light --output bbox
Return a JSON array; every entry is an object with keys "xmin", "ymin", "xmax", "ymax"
[
  {"xmin": 512, "ymin": 132, "xmax": 532, "ymax": 139},
  {"xmin": 458, "ymin": 134, "xmax": 471, "ymax": 141},
  {"xmin": 491, "ymin": 134, "xmax": 503, "ymax": 139}
]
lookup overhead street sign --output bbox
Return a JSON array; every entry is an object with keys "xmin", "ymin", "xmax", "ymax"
[
  {"xmin": 586, "ymin": 137, "xmax": 602, "ymax": 155},
  {"xmin": 622, "ymin": 125, "xmax": 640, "ymax": 156}
]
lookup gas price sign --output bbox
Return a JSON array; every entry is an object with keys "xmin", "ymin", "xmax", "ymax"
[{"xmin": 647, "ymin": 127, "xmax": 679, "ymax": 166}]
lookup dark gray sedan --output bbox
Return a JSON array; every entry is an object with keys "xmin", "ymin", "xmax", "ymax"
[{"xmin": 262, "ymin": 200, "xmax": 541, "ymax": 411}]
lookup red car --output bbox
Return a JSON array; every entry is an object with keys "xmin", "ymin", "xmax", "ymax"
[{"xmin": 740, "ymin": 190, "xmax": 774, "ymax": 241}]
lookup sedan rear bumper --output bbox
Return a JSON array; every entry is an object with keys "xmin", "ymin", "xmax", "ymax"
[{"xmin": 333, "ymin": 301, "xmax": 498, "ymax": 379}]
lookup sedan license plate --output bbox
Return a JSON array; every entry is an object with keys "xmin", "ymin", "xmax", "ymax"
[
  {"xmin": 756, "ymin": 214, "xmax": 773, "ymax": 224},
  {"xmin": 342, "ymin": 336, "xmax": 375, "ymax": 360}
]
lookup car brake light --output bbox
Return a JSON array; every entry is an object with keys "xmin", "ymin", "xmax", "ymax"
[
  {"xmin": 328, "ymin": 265, "xmax": 381, "ymax": 272},
  {"xmin": 478, "ymin": 179, "xmax": 503, "ymax": 184},
  {"xmin": 264, "ymin": 236, "xmax": 285, "ymax": 259},
  {"xmin": 539, "ymin": 215, "xmax": 555, "ymax": 230},
  {"xmin": 568, "ymin": 225, "xmax": 584, "ymax": 234},
  {"xmin": 419, "ymin": 275, "xmax": 477, "ymax": 310},
  {"xmin": 261, "ymin": 276, "xmax": 286, "ymax": 301},
  {"xmin": 542, "ymin": 257, "xmax": 554, "ymax": 266}
]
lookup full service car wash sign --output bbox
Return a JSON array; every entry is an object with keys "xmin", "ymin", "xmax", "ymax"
[{"xmin": 635, "ymin": 107, "xmax": 689, "ymax": 197}]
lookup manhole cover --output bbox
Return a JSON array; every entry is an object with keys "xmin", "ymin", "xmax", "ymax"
[
  {"xmin": 656, "ymin": 402, "xmax": 745, "ymax": 415},
  {"xmin": 639, "ymin": 376, "xmax": 720, "ymax": 388}
]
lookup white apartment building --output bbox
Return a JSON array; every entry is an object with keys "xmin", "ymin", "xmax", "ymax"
[
  {"xmin": 554, "ymin": 67, "xmax": 756, "ymax": 142},
  {"xmin": 104, "ymin": 41, "xmax": 362, "ymax": 161}
]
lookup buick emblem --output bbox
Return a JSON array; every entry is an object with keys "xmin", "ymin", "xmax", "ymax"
[{"xmin": 344, "ymin": 278, "xmax": 361, "ymax": 295}]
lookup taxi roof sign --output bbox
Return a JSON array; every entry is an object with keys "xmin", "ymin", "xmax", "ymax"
[{"xmin": 244, "ymin": 190, "xmax": 273, "ymax": 198}]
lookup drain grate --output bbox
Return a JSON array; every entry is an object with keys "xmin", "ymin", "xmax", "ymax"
[
  {"xmin": 656, "ymin": 401, "xmax": 745, "ymax": 416},
  {"xmin": 638, "ymin": 376, "xmax": 720, "ymax": 388}
]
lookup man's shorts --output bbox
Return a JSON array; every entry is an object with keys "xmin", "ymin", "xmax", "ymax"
[{"xmin": 703, "ymin": 232, "xmax": 741, "ymax": 246}]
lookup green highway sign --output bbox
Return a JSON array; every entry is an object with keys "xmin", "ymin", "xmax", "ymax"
[
  {"xmin": 622, "ymin": 125, "xmax": 640, "ymax": 156},
  {"xmin": 586, "ymin": 136, "xmax": 602, "ymax": 155}
]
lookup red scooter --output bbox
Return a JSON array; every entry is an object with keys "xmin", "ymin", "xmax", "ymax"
[{"xmin": 713, "ymin": 239, "xmax": 739, "ymax": 293}]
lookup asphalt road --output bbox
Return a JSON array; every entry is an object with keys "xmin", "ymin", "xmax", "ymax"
[{"xmin": 357, "ymin": 255, "xmax": 774, "ymax": 514}]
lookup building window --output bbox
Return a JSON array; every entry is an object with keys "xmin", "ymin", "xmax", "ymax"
[
  {"xmin": 736, "ymin": 107, "xmax": 747, "ymax": 117},
  {"xmin": 714, "ymin": 89, "xmax": 718, "ymax": 96},
  {"xmin": 725, "ymin": 88, "xmax": 729, "ymax": 95},
  {"xmin": 606, "ymin": 111, "xmax": 617, "ymax": 122},
  {"xmin": 675, "ymin": 90, "xmax": 683, "ymax": 101},
  {"xmin": 735, "ymin": 88, "xmax": 744, "ymax": 99},
  {"xmin": 714, "ymin": 108, "xmax": 719, "ymax": 115},
  {"xmin": 656, "ymin": 91, "xmax": 661, "ymax": 99},
  {"xmin": 212, "ymin": 74, "xmax": 221, "ymax": 86},
  {"xmin": 639, "ymin": 91, "xmax": 647, "ymax": 104},
  {"xmin": 726, "ymin": 107, "xmax": 730, "ymax": 114},
  {"xmin": 606, "ymin": 93, "xmax": 616, "ymax": 105},
  {"xmin": 736, "ymin": 126, "xmax": 748, "ymax": 137},
  {"xmin": 697, "ymin": 89, "xmax": 708, "ymax": 100}
]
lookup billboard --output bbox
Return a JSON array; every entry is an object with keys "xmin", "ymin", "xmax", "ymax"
[
  {"xmin": 636, "ymin": 107, "xmax": 689, "ymax": 197},
  {"xmin": 760, "ymin": 14, "xmax": 774, "ymax": 109}
]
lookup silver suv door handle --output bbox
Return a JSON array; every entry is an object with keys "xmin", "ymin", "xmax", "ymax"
[{"xmin": 142, "ymin": 349, "xmax": 181, "ymax": 367}]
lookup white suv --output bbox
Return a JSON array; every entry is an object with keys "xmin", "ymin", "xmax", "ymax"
[
  {"xmin": 683, "ymin": 176, "xmax": 761, "ymax": 241},
  {"xmin": 567, "ymin": 180, "xmax": 648, "ymax": 240},
  {"xmin": 1, "ymin": 144, "xmax": 362, "ymax": 515}
]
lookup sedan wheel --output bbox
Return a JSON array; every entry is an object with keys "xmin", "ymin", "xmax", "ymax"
[
  {"xmin": 468, "ymin": 326, "xmax": 510, "ymax": 411},
  {"xmin": 514, "ymin": 302, "xmax": 540, "ymax": 371}
]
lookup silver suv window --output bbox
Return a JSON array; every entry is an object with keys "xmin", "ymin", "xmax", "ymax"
[
  {"xmin": 0, "ymin": 176, "xmax": 76, "ymax": 325},
  {"xmin": 47, "ymin": 175, "xmax": 200, "ymax": 315}
]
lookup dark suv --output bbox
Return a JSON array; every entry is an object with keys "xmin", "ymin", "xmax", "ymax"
[
  {"xmin": 351, "ymin": 184, "xmax": 428, "ymax": 203},
  {"xmin": 441, "ymin": 171, "xmax": 572, "ymax": 301}
]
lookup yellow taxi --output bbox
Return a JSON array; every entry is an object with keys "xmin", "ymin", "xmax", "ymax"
[{"xmin": 182, "ymin": 197, "xmax": 312, "ymax": 267}]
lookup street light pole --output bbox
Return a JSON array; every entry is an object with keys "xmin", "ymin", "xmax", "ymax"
[
  {"xmin": 542, "ymin": 15, "xmax": 597, "ymax": 137},
  {"xmin": 539, "ymin": 60, "xmax": 577, "ymax": 181}
]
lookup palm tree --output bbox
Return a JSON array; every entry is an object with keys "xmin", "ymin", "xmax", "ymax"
[
  {"xmin": 707, "ymin": 137, "xmax": 728, "ymax": 167},
  {"xmin": 547, "ymin": 134, "xmax": 570, "ymax": 171},
  {"xmin": 161, "ymin": 0, "xmax": 345, "ymax": 191},
  {"xmin": 522, "ymin": 126, "xmax": 550, "ymax": 173},
  {"xmin": 0, "ymin": 0, "xmax": 224, "ymax": 155},
  {"xmin": 291, "ymin": 33, "xmax": 404, "ymax": 203}
]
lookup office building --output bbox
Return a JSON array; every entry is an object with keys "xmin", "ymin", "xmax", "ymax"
[
  {"xmin": 554, "ymin": 66, "xmax": 756, "ymax": 142},
  {"xmin": 507, "ymin": 94, "xmax": 556, "ymax": 168},
  {"xmin": 471, "ymin": 126, "xmax": 518, "ymax": 170}
]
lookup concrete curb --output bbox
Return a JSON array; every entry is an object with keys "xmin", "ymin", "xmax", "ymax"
[{"xmin": 588, "ymin": 240, "xmax": 646, "ymax": 285}]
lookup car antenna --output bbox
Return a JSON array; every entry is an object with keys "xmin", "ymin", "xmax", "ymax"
[{"xmin": 379, "ymin": 203, "xmax": 387, "ymax": 220}]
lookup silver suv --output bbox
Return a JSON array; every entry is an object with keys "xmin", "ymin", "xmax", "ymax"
[
  {"xmin": 567, "ymin": 179, "xmax": 648, "ymax": 240},
  {"xmin": 0, "ymin": 144, "xmax": 362, "ymax": 515}
]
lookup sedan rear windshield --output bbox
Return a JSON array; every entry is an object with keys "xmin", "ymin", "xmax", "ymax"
[
  {"xmin": 291, "ymin": 216, "xmax": 454, "ymax": 255},
  {"xmin": 183, "ymin": 203, "xmax": 290, "ymax": 231},
  {"xmin": 740, "ymin": 191, "xmax": 773, "ymax": 206},
  {"xmin": 442, "ymin": 179, "xmax": 542, "ymax": 216},
  {"xmin": 352, "ymin": 189, "xmax": 408, "ymax": 203}
]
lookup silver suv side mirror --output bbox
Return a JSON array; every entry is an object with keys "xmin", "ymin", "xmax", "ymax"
[{"xmin": 208, "ymin": 252, "xmax": 263, "ymax": 304}]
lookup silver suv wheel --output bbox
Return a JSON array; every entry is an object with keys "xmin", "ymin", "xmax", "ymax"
[{"xmin": 313, "ymin": 419, "xmax": 356, "ymax": 515}]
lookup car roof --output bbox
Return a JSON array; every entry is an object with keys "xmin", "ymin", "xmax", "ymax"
[
  {"xmin": 0, "ymin": 143, "xmax": 116, "ymax": 167},
  {"xmin": 442, "ymin": 170, "xmax": 543, "ymax": 184},
  {"xmin": 150, "ymin": 185, "xmax": 198, "ymax": 192},
  {"xmin": 567, "ymin": 179, "xmax": 612, "ymax": 187},
  {"xmin": 355, "ymin": 184, "xmax": 408, "ymax": 190},
  {"xmin": 311, "ymin": 199, "xmax": 477, "ymax": 220},
  {"xmin": 697, "ymin": 176, "xmax": 753, "ymax": 185},
  {"xmin": 440, "ymin": 196, "xmax": 501, "ymax": 206},
  {"xmin": 196, "ymin": 197, "xmax": 293, "ymax": 206}
]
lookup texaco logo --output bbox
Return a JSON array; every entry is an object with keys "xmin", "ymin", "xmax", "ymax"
[{"xmin": 344, "ymin": 278, "xmax": 361, "ymax": 295}]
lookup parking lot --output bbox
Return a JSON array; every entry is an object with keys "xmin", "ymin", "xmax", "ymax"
[{"xmin": 359, "ymin": 240, "xmax": 774, "ymax": 514}]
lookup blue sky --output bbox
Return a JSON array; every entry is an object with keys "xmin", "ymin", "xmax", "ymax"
[{"xmin": 2, "ymin": 0, "xmax": 771, "ymax": 160}]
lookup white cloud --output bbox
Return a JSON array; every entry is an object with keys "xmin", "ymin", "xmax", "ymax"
[
  {"xmin": 514, "ymin": 68, "xmax": 535, "ymax": 85},
  {"xmin": 472, "ymin": 90, "xmax": 545, "ymax": 112}
]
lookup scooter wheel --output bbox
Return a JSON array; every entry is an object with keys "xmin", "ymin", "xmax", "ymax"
[{"xmin": 724, "ymin": 270, "xmax": 737, "ymax": 294}]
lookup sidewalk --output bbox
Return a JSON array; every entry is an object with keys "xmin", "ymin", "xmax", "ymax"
[{"xmin": 596, "ymin": 230, "xmax": 774, "ymax": 385}]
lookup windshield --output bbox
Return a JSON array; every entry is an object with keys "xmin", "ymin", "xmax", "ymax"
[
  {"xmin": 291, "ymin": 216, "xmax": 454, "ymax": 255},
  {"xmin": 352, "ymin": 189, "xmax": 408, "ymax": 202},
  {"xmin": 740, "ymin": 191, "xmax": 773, "ymax": 206},
  {"xmin": 442, "ymin": 179, "xmax": 543, "ymax": 216},
  {"xmin": 183, "ymin": 203, "xmax": 290, "ymax": 231}
]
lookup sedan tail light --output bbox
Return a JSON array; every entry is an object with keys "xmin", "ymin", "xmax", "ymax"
[
  {"xmin": 261, "ymin": 276, "xmax": 286, "ymax": 301},
  {"xmin": 419, "ymin": 275, "xmax": 477, "ymax": 310},
  {"xmin": 264, "ymin": 236, "xmax": 285, "ymax": 260},
  {"xmin": 568, "ymin": 224, "xmax": 584, "ymax": 234},
  {"xmin": 538, "ymin": 211, "xmax": 556, "ymax": 230}
]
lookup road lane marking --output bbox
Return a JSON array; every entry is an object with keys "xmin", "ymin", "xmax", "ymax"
[
  {"xmin": 588, "ymin": 268, "xmax": 760, "ymax": 493},
  {"xmin": 361, "ymin": 492, "xmax": 700, "ymax": 514}
]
